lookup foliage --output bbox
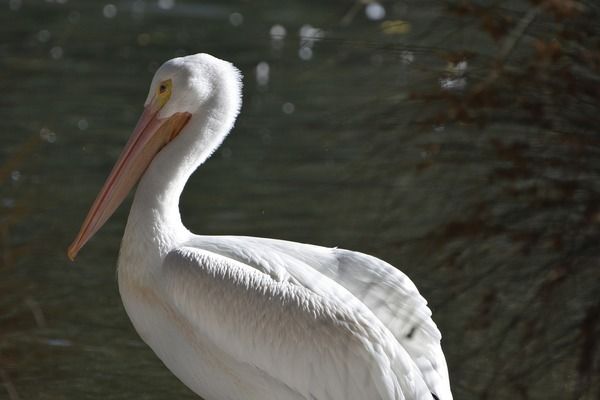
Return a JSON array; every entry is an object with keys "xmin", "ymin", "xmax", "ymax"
[{"xmin": 408, "ymin": 1, "xmax": 600, "ymax": 398}]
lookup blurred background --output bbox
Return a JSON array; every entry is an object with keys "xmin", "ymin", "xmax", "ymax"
[{"xmin": 1, "ymin": 0, "xmax": 599, "ymax": 399}]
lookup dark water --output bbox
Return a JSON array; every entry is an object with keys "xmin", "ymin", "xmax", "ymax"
[{"xmin": 1, "ymin": 1, "xmax": 597, "ymax": 399}]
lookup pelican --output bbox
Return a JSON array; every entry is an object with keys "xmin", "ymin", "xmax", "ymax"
[{"xmin": 67, "ymin": 54, "xmax": 452, "ymax": 400}]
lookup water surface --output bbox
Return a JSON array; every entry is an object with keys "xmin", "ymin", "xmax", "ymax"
[{"xmin": 1, "ymin": 1, "xmax": 596, "ymax": 399}]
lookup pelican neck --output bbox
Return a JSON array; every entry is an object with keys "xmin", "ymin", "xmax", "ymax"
[{"xmin": 123, "ymin": 110, "xmax": 232, "ymax": 258}]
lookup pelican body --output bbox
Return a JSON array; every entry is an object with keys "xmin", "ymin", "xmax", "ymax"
[{"xmin": 68, "ymin": 54, "xmax": 452, "ymax": 400}]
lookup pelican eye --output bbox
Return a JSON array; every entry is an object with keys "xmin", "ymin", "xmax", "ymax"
[
  {"xmin": 156, "ymin": 79, "xmax": 173, "ymax": 106},
  {"xmin": 157, "ymin": 79, "xmax": 172, "ymax": 97}
]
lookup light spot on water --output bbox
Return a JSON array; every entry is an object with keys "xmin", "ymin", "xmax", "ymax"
[
  {"xmin": 298, "ymin": 24, "xmax": 323, "ymax": 59},
  {"xmin": 401, "ymin": 50, "xmax": 414, "ymax": 64},
  {"xmin": 78, "ymin": 118, "xmax": 89, "ymax": 130},
  {"xmin": 10, "ymin": 170, "xmax": 21, "ymax": 182},
  {"xmin": 299, "ymin": 24, "xmax": 323, "ymax": 44},
  {"xmin": 270, "ymin": 24, "xmax": 286, "ymax": 51},
  {"xmin": 270, "ymin": 24, "xmax": 286, "ymax": 39},
  {"xmin": 447, "ymin": 60, "xmax": 468, "ymax": 75},
  {"xmin": 282, "ymin": 102, "xmax": 295, "ymax": 114},
  {"xmin": 157, "ymin": 0, "xmax": 175, "ymax": 10},
  {"xmin": 440, "ymin": 77, "xmax": 466, "ymax": 90},
  {"xmin": 365, "ymin": 2, "xmax": 386, "ymax": 21},
  {"xmin": 229, "ymin": 12, "xmax": 243, "ymax": 26},
  {"xmin": 40, "ymin": 127, "xmax": 57, "ymax": 143},
  {"xmin": 255, "ymin": 61, "xmax": 270, "ymax": 86},
  {"xmin": 298, "ymin": 46, "xmax": 313, "ymax": 60},
  {"xmin": 440, "ymin": 60, "xmax": 468, "ymax": 91},
  {"xmin": 37, "ymin": 30, "xmax": 51, "ymax": 43},
  {"xmin": 50, "ymin": 46, "xmax": 63, "ymax": 59},
  {"xmin": 103, "ymin": 4, "xmax": 117, "ymax": 18}
]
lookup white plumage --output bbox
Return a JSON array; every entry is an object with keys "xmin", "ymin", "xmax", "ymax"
[{"xmin": 69, "ymin": 54, "xmax": 452, "ymax": 400}]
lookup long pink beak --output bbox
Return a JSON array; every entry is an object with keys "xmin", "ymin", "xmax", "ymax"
[{"xmin": 68, "ymin": 98, "xmax": 191, "ymax": 261}]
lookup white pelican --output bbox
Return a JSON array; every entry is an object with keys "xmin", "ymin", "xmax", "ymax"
[{"xmin": 68, "ymin": 54, "xmax": 452, "ymax": 400}]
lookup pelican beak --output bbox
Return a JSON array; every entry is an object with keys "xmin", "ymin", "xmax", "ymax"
[{"xmin": 67, "ymin": 97, "xmax": 191, "ymax": 261}]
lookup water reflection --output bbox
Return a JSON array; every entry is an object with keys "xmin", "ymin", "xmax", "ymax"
[
  {"xmin": 228, "ymin": 11, "xmax": 243, "ymax": 27},
  {"xmin": 255, "ymin": 61, "xmax": 269, "ymax": 86},
  {"xmin": 365, "ymin": 2, "xmax": 386, "ymax": 21},
  {"xmin": 102, "ymin": 4, "xmax": 118, "ymax": 19},
  {"xmin": 298, "ymin": 24, "xmax": 323, "ymax": 61},
  {"xmin": 1, "ymin": 0, "xmax": 597, "ymax": 399}
]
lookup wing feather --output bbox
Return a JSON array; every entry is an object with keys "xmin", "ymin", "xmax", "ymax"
[
  {"xmin": 186, "ymin": 236, "xmax": 452, "ymax": 400},
  {"xmin": 161, "ymin": 246, "xmax": 432, "ymax": 400}
]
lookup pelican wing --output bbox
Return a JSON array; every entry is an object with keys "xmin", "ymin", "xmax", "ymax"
[
  {"xmin": 161, "ymin": 245, "xmax": 432, "ymax": 400},
  {"xmin": 186, "ymin": 236, "xmax": 452, "ymax": 400}
]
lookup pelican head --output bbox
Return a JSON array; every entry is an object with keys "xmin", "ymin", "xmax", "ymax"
[
  {"xmin": 148, "ymin": 54, "xmax": 242, "ymax": 120},
  {"xmin": 68, "ymin": 54, "xmax": 242, "ymax": 261}
]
